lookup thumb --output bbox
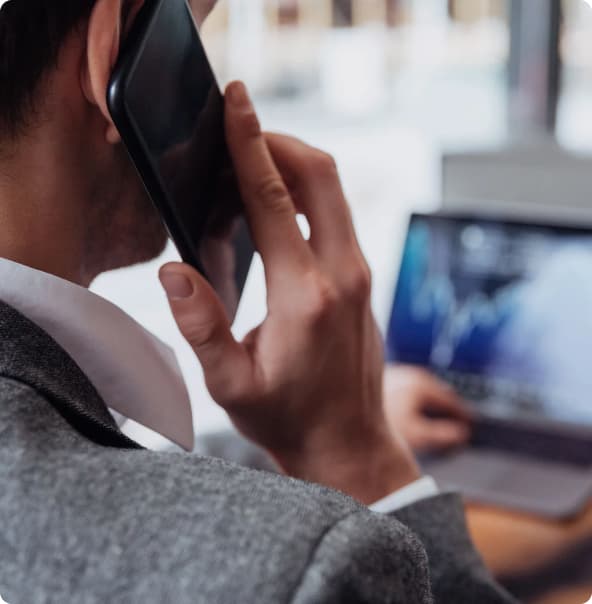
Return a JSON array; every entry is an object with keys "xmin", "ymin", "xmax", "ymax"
[{"xmin": 159, "ymin": 263, "xmax": 253, "ymax": 404}]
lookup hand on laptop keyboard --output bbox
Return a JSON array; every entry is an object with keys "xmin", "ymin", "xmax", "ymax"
[{"xmin": 384, "ymin": 366, "xmax": 473, "ymax": 453}]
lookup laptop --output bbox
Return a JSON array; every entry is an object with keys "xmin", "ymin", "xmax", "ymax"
[{"xmin": 386, "ymin": 212, "xmax": 592, "ymax": 518}]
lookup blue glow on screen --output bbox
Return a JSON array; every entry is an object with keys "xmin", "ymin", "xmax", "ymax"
[{"xmin": 386, "ymin": 216, "xmax": 592, "ymax": 425}]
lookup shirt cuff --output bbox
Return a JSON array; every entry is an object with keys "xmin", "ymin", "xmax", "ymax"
[{"xmin": 369, "ymin": 476, "xmax": 439, "ymax": 514}]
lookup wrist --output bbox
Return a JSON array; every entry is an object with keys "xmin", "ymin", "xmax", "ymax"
[{"xmin": 273, "ymin": 430, "xmax": 421, "ymax": 505}]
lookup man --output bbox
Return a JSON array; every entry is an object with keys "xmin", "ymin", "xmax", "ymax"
[{"xmin": 0, "ymin": 0, "xmax": 514, "ymax": 602}]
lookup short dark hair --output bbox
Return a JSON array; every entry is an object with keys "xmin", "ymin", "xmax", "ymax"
[{"xmin": 0, "ymin": 0, "xmax": 96, "ymax": 139}]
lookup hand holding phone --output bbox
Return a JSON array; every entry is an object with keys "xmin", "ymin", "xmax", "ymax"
[{"xmin": 159, "ymin": 82, "xmax": 421, "ymax": 505}]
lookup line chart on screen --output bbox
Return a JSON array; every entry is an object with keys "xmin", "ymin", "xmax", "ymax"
[{"xmin": 408, "ymin": 272, "xmax": 517, "ymax": 369}]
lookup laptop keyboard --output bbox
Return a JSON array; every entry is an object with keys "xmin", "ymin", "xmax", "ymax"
[
  {"xmin": 438, "ymin": 371, "xmax": 592, "ymax": 467},
  {"xmin": 471, "ymin": 421, "xmax": 592, "ymax": 468}
]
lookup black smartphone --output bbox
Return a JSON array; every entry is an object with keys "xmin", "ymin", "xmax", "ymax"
[{"xmin": 107, "ymin": 0, "xmax": 254, "ymax": 320}]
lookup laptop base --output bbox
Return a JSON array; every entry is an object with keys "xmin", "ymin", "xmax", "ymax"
[{"xmin": 424, "ymin": 448, "xmax": 592, "ymax": 519}]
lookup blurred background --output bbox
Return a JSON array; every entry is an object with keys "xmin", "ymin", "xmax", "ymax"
[{"xmin": 92, "ymin": 0, "xmax": 592, "ymax": 444}]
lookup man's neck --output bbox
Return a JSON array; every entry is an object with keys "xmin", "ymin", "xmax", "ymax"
[
  {"xmin": 0, "ymin": 132, "xmax": 91, "ymax": 286},
  {"xmin": 0, "ymin": 32, "xmax": 99, "ymax": 288}
]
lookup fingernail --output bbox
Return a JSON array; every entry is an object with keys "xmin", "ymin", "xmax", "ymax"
[
  {"xmin": 160, "ymin": 271, "xmax": 194, "ymax": 300},
  {"xmin": 227, "ymin": 81, "xmax": 251, "ymax": 107}
]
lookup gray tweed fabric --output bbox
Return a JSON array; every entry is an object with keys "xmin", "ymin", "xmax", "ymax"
[{"xmin": 0, "ymin": 302, "xmax": 517, "ymax": 603}]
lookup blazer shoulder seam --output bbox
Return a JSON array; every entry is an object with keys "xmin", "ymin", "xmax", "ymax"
[{"xmin": 289, "ymin": 509, "xmax": 360, "ymax": 604}]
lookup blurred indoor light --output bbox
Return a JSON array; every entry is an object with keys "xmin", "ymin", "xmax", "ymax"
[
  {"xmin": 584, "ymin": 0, "xmax": 592, "ymax": 8},
  {"xmin": 227, "ymin": 0, "xmax": 266, "ymax": 91},
  {"xmin": 320, "ymin": 25, "xmax": 388, "ymax": 118}
]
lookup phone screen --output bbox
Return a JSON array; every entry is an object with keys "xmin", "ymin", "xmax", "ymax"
[{"xmin": 120, "ymin": 0, "xmax": 253, "ymax": 319}]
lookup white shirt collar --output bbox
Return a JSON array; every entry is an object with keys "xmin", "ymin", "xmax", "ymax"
[{"xmin": 0, "ymin": 258, "xmax": 194, "ymax": 451}]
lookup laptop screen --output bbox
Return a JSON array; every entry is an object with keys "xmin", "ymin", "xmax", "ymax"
[{"xmin": 386, "ymin": 213, "xmax": 592, "ymax": 428}]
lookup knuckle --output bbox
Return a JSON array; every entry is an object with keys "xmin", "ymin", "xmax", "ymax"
[
  {"xmin": 309, "ymin": 150, "xmax": 338, "ymax": 179},
  {"xmin": 179, "ymin": 316, "xmax": 220, "ymax": 352},
  {"xmin": 303, "ymin": 274, "xmax": 339, "ymax": 325},
  {"xmin": 344, "ymin": 261, "xmax": 372, "ymax": 303},
  {"xmin": 254, "ymin": 177, "xmax": 292, "ymax": 214}
]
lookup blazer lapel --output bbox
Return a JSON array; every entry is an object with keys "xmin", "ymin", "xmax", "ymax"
[{"xmin": 0, "ymin": 301, "xmax": 141, "ymax": 450}]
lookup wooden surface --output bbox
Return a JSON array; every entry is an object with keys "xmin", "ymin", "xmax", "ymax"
[
  {"xmin": 467, "ymin": 502, "xmax": 592, "ymax": 604},
  {"xmin": 532, "ymin": 588, "xmax": 591, "ymax": 604}
]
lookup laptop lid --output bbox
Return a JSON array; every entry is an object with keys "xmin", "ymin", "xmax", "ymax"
[{"xmin": 386, "ymin": 212, "xmax": 592, "ymax": 436}]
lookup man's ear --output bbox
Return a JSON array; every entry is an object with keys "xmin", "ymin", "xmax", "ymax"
[{"xmin": 82, "ymin": 0, "xmax": 143, "ymax": 144}]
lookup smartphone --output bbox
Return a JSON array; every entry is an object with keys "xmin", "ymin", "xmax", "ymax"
[{"xmin": 107, "ymin": 0, "xmax": 254, "ymax": 320}]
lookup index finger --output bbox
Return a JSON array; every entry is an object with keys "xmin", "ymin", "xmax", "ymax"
[
  {"xmin": 224, "ymin": 81, "xmax": 313, "ymax": 275},
  {"xmin": 264, "ymin": 132, "xmax": 360, "ymax": 262}
]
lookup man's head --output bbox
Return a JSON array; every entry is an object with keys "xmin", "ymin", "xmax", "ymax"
[{"xmin": 0, "ymin": 0, "xmax": 216, "ymax": 285}]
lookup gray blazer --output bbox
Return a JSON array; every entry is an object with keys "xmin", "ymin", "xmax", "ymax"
[{"xmin": 0, "ymin": 302, "xmax": 517, "ymax": 603}]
